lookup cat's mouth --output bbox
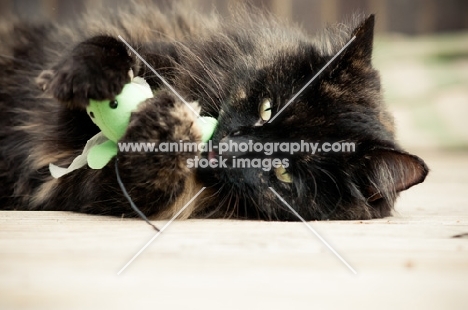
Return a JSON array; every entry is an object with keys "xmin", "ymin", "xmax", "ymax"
[
  {"xmin": 202, "ymin": 147, "xmax": 254, "ymax": 169},
  {"xmin": 200, "ymin": 148, "xmax": 235, "ymax": 169},
  {"xmin": 208, "ymin": 150, "xmax": 217, "ymax": 162},
  {"xmin": 200, "ymin": 133, "xmax": 257, "ymax": 169},
  {"xmin": 199, "ymin": 149, "xmax": 220, "ymax": 167}
]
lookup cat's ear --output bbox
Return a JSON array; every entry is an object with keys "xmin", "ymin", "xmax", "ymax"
[
  {"xmin": 358, "ymin": 147, "xmax": 429, "ymax": 202},
  {"xmin": 341, "ymin": 15, "xmax": 375, "ymax": 67}
]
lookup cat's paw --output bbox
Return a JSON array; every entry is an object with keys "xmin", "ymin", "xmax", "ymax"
[
  {"xmin": 124, "ymin": 90, "xmax": 201, "ymax": 146},
  {"xmin": 117, "ymin": 91, "xmax": 202, "ymax": 187},
  {"xmin": 45, "ymin": 36, "xmax": 134, "ymax": 109}
]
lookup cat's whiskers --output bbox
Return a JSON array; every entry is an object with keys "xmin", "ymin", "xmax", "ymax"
[
  {"xmin": 218, "ymin": 187, "xmax": 233, "ymax": 219},
  {"xmin": 315, "ymin": 166, "xmax": 343, "ymax": 219},
  {"xmin": 230, "ymin": 190, "xmax": 239, "ymax": 219},
  {"xmin": 206, "ymin": 183, "xmax": 224, "ymax": 216}
]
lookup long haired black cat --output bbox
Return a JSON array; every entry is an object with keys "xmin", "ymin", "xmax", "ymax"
[{"xmin": 0, "ymin": 2, "xmax": 428, "ymax": 220}]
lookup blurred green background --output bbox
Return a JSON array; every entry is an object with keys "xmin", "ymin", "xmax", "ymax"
[{"xmin": 1, "ymin": 0, "xmax": 467, "ymax": 151}]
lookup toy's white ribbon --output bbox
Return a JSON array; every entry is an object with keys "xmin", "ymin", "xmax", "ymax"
[{"xmin": 49, "ymin": 132, "xmax": 109, "ymax": 179}]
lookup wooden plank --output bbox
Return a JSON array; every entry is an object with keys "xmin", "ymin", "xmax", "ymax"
[{"xmin": 0, "ymin": 152, "xmax": 467, "ymax": 309}]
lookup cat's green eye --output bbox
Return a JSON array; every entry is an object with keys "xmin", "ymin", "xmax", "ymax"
[
  {"xmin": 275, "ymin": 165, "xmax": 292, "ymax": 183},
  {"xmin": 259, "ymin": 99, "xmax": 272, "ymax": 121}
]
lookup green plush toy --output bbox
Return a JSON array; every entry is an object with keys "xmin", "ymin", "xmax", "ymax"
[
  {"xmin": 49, "ymin": 77, "xmax": 218, "ymax": 178},
  {"xmin": 86, "ymin": 77, "xmax": 154, "ymax": 169}
]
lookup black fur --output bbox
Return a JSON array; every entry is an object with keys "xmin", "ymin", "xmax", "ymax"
[{"xmin": 0, "ymin": 3, "xmax": 428, "ymax": 220}]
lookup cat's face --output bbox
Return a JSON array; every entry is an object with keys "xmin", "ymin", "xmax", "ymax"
[{"xmin": 196, "ymin": 15, "xmax": 428, "ymax": 220}]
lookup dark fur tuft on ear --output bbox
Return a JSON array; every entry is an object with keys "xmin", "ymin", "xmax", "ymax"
[
  {"xmin": 316, "ymin": 14, "xmax": 375, "ymax": 66},
  {"xmin": 348, "ymin": 14, "xmax": 375, "ymax": 66}
]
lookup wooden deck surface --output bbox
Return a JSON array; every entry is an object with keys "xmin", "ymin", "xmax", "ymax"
[{"xmin": 1, "ymin": 151, "xmax": 467, "ymax": 310}]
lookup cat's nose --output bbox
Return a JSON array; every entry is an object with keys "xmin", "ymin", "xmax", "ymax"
[
  {"xmin": 228, "ymin": 126, "xmax": 252, "ymax": 137},
  {"xmin": 217, "ymin": 127, "xmax": 256, "ymax": 160},
  {"xmin": 218, "ymin": 135, "xmax": 250, "ymax": 159}
]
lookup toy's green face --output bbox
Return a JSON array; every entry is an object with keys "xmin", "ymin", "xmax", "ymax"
[
  {"xmin": 87, "ymin": 83, "xmax": 153, "ymax": 142},
  {"xmin": 197, "ymin": 116, "xmax": 218, "ymax": 142},
  {"xmin": 82, "ymin": 78, "xmax": 218, "ymax": 170}
]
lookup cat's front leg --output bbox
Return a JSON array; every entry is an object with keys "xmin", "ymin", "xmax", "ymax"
[
  {"xmin": 43, "ymin": 90, "xmax": 203, "ymax": 218},
  {"xmin": 113, "ymin": 90, "xmax": 203, "ymax": 217}
]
